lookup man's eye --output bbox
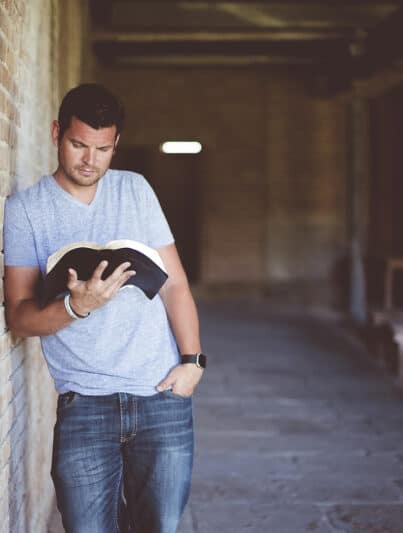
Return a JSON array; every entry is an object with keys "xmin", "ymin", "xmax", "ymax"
[
  {"xmin": 98, "ymin": 148, "xmax": 109, "ymax": 152},
  {"xmin": 72, "ymin": 143, "xmax": 83, "ymax": 148}
]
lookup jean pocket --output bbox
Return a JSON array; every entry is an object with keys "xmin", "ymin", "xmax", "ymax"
[
  {"xmin": 161, "ymin": 390, "xmax": 192, "ymax": 401},
  {"xmin": 57, "ymin": 391, "xmax": 78, "ymax": 410}
]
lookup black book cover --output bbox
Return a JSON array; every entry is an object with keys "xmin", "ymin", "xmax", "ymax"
[{"xmin": 41, "ymin": 243, "xmax": 168, "ymax": 307}]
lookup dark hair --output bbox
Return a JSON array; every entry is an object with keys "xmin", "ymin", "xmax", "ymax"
[{"xmin": 57, "ymin": 83, "xmax": 125, "ymax": 142}]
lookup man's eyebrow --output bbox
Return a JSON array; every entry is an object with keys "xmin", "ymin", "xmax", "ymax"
[
  {"xmin": 69, "ymin": 137, "xmax": 88, "ymax": 147},
  {"xmin": 97, "ymin": 143, "xmax": 115, "ymax": 149}
]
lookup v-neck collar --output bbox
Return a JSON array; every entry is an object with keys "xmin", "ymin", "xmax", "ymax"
[{"xmin": 47, "ymin": 172, "xmax": 106, "ymax": 209}]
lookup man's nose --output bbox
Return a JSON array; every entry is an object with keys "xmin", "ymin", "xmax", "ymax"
[{"xmin": 82, "ymin": 148, "xmax": 96, "ymax": 166}]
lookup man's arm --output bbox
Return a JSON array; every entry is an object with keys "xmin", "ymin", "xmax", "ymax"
[
  {"xmin": 5, "ymin": 261, "xmax": 135, "ymax": 338},
  {"xmin": 156, "ymin": 243, "xmax": 204, "ymax": 396},
  {"xmin": 5, "ymin": 266, "xmax": 75, "ymax": 337}
]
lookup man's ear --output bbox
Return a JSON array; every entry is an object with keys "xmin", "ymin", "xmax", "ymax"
[
  {"xmin": 113, "ymin": 133, "xmax": 120, "ymax": 154},
  {"xmin": 51, "ymin": 120, "xmax": 60, "ymax": 147}
]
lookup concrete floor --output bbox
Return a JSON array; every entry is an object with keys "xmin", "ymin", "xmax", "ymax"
[{"xmin": 49, "ymin": 300, "xmax": 403, "ymax": 533}]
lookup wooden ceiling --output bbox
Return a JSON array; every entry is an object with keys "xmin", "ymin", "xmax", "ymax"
[{"xmin": 90, "ymin": 1, "xmax": 403, "ymax": 88}]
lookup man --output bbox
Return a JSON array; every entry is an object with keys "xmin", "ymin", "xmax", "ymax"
[{"xmin": 4, "ymin": 84, "xmax": 205, "ymax": 533}]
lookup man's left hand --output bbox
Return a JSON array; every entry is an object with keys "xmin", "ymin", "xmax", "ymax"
[{"xmin": 157, "ymin": 363, "xmax": 204, "ymax": 398}]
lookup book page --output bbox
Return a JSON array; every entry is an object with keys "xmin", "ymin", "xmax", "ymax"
[
  {"xmin": 46, "ymin": 240, "xmax": 167, "ymax": 274},
  {"xmin": 105, "ymin": 240, "xmax": 166, "ymax": 272},
  {"xmin": 46, "ymin": 242, "xmax": 102, "ymax": 273}
]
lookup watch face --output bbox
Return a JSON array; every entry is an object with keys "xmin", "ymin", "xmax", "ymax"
[{"xmin": 197, "ymin": 353, "xmax": 207, "ymax": 368}]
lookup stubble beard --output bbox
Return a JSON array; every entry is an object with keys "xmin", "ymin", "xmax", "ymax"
[
  {"xmin": 71, "ymin": 167, "xmax": 103, "ymax": 187},
  {"xmin": 58, "ymin": 161, "xmax": 106, "ymax": 188}
]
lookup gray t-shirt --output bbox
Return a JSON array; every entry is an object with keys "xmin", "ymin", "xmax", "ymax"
[{"xmin": 4, "ymin": 170, "xmax": 179, "ymax": 396}]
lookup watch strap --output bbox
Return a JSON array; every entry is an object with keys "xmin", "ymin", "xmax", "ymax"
[{"xmin": 181, "ymin": 353, "xmax": 207, "ymax": 368}]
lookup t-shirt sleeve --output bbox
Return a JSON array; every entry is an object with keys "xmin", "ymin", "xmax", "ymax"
[
  {"xmin": 3, "ymin": 195, "xmax": 40, "ymax": 267},
  {"xmin": 142, "ymin": 178, "xmax": 174, "ymax": 249}
]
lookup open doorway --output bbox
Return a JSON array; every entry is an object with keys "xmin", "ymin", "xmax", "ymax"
[{"xmin": 112, "ymin": 145, "xmax": 204, "ymax": 283}]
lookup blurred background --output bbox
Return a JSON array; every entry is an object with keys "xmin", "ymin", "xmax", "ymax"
[
  {"xmin": 91, "ymin": 1, "xmax": 403, "ymax": 317},
  {"xmin": 3, "ymin": 1, "xmax": 403, "ymax": 531}
]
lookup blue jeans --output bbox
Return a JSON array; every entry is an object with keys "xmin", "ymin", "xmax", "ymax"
[{"xmin": 51, "ymin": 391, "xmax": 194, "ymax": 533}]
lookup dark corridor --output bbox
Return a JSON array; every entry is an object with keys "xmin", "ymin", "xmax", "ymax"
[{"xmin": 113, "ymin": 145, "xmax": 204, "ymax": 283}]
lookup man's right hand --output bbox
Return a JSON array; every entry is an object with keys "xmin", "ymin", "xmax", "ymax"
[{"xmin": 67, "ymin": 260, "xmax": 136, "ymax": 316}]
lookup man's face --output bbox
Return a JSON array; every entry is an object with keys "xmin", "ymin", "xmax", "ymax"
[{"xmin": 52, "ymin": 116, "xmax": 119, "ymax": 188}]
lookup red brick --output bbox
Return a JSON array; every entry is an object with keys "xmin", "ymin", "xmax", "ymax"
[
  {"xmin": 0, "ymin": 118, "xmax": 8, "ymax": 144},
  {"xmin": 12, "ymin": 0, "xmax": 25, "ymax": 18},
  {"xmin": 0, "ymin": 34, "xmax": 6, "ymax": 65},
  {"xmin": 7, "ymin": 121, "xmax": 15, "ymax": 147},
  {"xmin": 4, "ymin": 45, "xmax": 16, "ymax": 75},
  {"xmin": 0, "ymin": 64, "xmax": 12, "ymax": 95}
]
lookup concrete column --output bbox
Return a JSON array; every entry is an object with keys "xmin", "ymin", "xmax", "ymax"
[{"xmin": 348, "ymin": 87, "xmax": 369, "ymax": 323}]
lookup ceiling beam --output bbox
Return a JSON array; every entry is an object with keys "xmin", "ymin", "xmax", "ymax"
[
  {"xmin": 89, "ymin": 0, "xmax": 403, "ymax": 97},
  {"xmin": 110, "ymin": 55, "xmax": 316, "ymax": 67},
  {"xmin": 91, "ymin": 29, "xmax": 354, "ymax": 43},
  {"xmin": 92, "ymin": 39, "xmax": 345, "ymax": 60}
]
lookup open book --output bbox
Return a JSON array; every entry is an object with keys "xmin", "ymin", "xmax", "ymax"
[{"xmin": 41, "ymin": 239, "xmax": 168, "ymax": 306}]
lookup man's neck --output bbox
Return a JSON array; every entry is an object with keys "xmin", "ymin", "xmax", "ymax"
[{"xmin": 53, "ymin": 170, "xmax": 99, "ymax": 205}]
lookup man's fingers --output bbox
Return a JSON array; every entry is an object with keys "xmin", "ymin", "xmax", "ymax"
[
  {"xmin": 75, "ymin": 261, "xmax": 135, "ymax": 306},
  {"xmin": 156, "ymin": 369, "xmax": 177, "ymax": 392},
  {"xmin": 105, "ymin": 270, "xmax": 136, "ymax": 298},
  {"xmin": 103, "ymin": 261, "xmax": 134, "ymax": 287},
  {"xmin": 156, "ymin": 378, "xmax": 174, "ymax": 392},
  {"xmin": 116, "ymin": 270, "xmax": 136, "ymax": 289},
  {"xmin": 92, "ymin": 260, "xmax": 109, "ymax": 281}
]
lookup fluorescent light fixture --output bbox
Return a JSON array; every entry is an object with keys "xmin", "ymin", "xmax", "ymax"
[{"xmin": 160, "ymin": 141, "xmax": 202, "ymax": 154}]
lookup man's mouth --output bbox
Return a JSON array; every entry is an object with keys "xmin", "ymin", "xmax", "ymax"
[{"xmin": 79, "ymin": 167, "xmax": 96, "ymax": 175}]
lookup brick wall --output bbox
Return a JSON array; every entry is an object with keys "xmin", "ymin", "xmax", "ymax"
[{"xmin": 0, "ymin": 1, "xmax": 88, "ymax": 531}]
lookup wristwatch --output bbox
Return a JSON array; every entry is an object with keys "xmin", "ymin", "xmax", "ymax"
[{"xmin": 181, "ymin": 353, "xmax": 207, "ymax": 369}]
